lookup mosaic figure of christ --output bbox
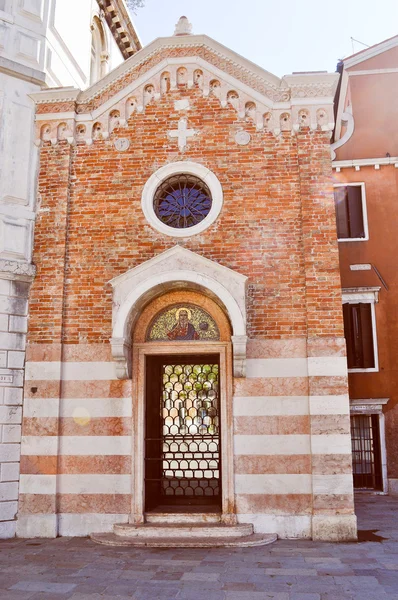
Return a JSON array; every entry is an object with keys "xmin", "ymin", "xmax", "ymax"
[{"xmin": 167, "ymin": 308, "xmax": 200, "ymax": 341}]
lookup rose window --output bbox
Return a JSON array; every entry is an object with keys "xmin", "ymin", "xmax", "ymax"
[{"xmin": 153, "ymin": 174, "xmax": 212, "ymax": 229}]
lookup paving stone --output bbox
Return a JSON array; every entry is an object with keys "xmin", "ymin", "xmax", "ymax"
[
  {"xmin": 265, "ymin": 568, "xmax": 317, "ymax": 576},
  {"xmin": 181, "ymin": 572, "xmax": 220, "ymax": 581},
  {"xmin": 0, "ymin": 591, "xmax": 37, "ymax": 600},
  {"xmin": 70, "ymin": 585, "xmax": 108, "ymax": 595},
  {"xmin": 3, "ymin": 497, "xmax": 398, "ymax": 600},
  {"xmin": 28, "ymin": 595, "xmax": 76, "ymax": 600},
  {"xmin": 130, "ymin": 588, "xmax": 179, "ymax": 600},
  {"xmin": 9, "ymin": 582, "xmax": 77, "ymax": 594},
  {"xmin": 305, "ymin": 558, "xmax": 342, "ymax": 565},
  {"xmin": 70, "ymin": 595, "xmax": 136, "ymax": 600},
  {"xmin": 225, "ymin": 593, "xmax": 289, "ymax": 599},
  {"xmin": 177, "ymin": 593, "xmax": 226, "ymax": 600},
  {"xmin": 222, "ymin": 583, "xmax": 257, "ymax": 591},
  {"xmin": 321, "ymin": 592, "xmax": 352, "ymax": 600},
  {"xmin": 118, "ymin": 571, "xmax": 155, "ymax": 581},
  {"xmin": 290, "ymin": 595, "xmax": 321, "ymax": 600}
]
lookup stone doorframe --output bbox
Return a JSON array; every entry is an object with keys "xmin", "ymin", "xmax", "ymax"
[
  {"xmin": 130, "ymin": 341, "xmax": 236, "ymax": 525},
  {"xmin": 350, "ymin": 398, "xmax": 390, "ymax": 494}
]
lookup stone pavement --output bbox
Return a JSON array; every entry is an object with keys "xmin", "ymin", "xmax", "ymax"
[{"xmin": 1, "ymin": 495, "xmax": 398, "ymax": 599}]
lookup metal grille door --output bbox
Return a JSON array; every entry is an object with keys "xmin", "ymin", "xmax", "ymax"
[
  {"xmin": 145, "ymin": 356, "xmax": 221, "ymax": 510},
  {"xmin": 350, "ymin": 414, "xmax": 382, "ymax": 490}
]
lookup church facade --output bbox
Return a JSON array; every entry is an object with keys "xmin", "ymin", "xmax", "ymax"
[{"xmin": 17, "ymin": 19, "xmax": 357, "ymax": 541}]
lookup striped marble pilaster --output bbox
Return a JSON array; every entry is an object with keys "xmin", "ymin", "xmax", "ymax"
[
  {"xmin": 307, "ymin": 337, "xmax": 357, "ymax": 541},
  {"xmin": 234, "ymin": 338, "xmax": 313, "ymax": 538},
  {"xmin": 17, "ymin": 345, "xmax": 132, "ymax": 537}
]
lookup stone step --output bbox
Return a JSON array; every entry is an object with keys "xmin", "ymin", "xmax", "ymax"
[
  {"xmin": 145, "ymin": 512, "xmax": 221, "ymax": 524},
  {"xmin": 91, "ymin": 532, "xmax": 277, "ymax": 548},
  {"xmin": 113, "ymin": 522, "xmax": 253, "ymax": 538}
]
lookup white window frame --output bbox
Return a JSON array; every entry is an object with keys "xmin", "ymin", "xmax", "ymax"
[
  {"xmin": 334, "ymin": 182, "xmax": 369, "ymax": 242},
  {"xmin": 90, "ymin": 16, "xmax": 108, "ymax": 86},
  {"xmin": 342, "ymin": 287, "xmax": 380, "ymax": 373},
  {"xmin": 141, "ymin": 161, "xmax": 223, "ymax": 238}
]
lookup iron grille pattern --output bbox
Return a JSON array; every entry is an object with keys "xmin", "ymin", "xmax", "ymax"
[
  {"xmin": 153, "ymin": 174, "xmax": 212, "ymax": 229},
  {"xmin": 351, "ymin": 414, "xmax": 382, "ymax": 490},
  {"xmin": 161, "ymin": 363, "xmax": 220, "ymax": 498}
]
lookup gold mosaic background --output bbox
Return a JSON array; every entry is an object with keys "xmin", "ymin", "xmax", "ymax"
[{"xmin": 147, "ymin": 303, "xmax": 220, "ymax": 341}]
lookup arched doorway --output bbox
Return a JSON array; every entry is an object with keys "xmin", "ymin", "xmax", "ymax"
[{"xmin": 130, "ymin": 290, "xmax": 236, "ymax": 524}]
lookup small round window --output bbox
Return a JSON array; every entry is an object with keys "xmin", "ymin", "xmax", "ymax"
[{"xmin": 153, "ymin": 174, "xmax": 212, "ymax": 230}]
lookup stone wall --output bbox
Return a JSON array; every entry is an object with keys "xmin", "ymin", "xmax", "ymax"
[
  {"xmin": 0, "ymin": 271, "xmax": 33, "ymax": 538},
  {"xmin": 0, "ymin": 0, "xmax": 137, "ymax": 539},
  {"xmin": 0, "ymin": 64, "xmax": 39, "ymax": 539}
]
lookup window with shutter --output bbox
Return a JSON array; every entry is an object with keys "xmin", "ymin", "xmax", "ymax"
[
  {"xmin": 343, "ymin": 302, "xmax": 375, "ymax": 369},
  {"xmin": 334, "ymin": 184, "xmax": 367, "ymax": 240}
]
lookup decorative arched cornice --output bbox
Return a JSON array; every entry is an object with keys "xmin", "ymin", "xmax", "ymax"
[
  {"xmin": 30, "ymin": 34, "xmax": 339, "ymax": 146},
  {"xmin": 109, "ymin": 246, "xmax": 248, "ymax": 379}
]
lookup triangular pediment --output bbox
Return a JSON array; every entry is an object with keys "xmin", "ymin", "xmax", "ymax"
[
  {"xmin": 110, "ymin": 245, "xmax": 247, "ymax": 294},
  {"xmin": 31, "ymin": 33, "xmax": 339, "ymax": 144},
  {"xmin": 80, "ymin": 34, "xmax": 285, "ymax": 109}
]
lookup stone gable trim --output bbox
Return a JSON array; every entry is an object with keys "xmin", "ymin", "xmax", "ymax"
[
  {"xmin": 32, "ymin": 74, "xmax": 337, "ymax": 147},
  {"xmin": 30, "ymin": 36, "xmax": 338, "ymax": 146},
  {"xmin": 81, "ymin": 35, "xmax": 284, "ymax": 104},
  {"xmin": 30, "ymin": 36, "xmax": 338, "ymax": 109}
]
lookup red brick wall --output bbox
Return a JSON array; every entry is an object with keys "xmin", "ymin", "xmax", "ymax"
[
  {"xmin": 29, "ymin": 144, "xmax": 72, "ymax": 349},
  {"xmin": 28, "ymin": 87, "xmax": 343, "ymax": 345}
]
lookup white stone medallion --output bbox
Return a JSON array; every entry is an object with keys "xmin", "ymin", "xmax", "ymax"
[
  {"xmin": 114, "ymin": 138, "xmax": 130, "ymax": 151},
  {"xmin": 235, "ymin": 130, "xmax": 251, "ymax": 146}
]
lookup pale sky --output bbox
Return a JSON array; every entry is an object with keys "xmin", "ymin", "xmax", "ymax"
[{"xmin": 132, "ymin": 0, "xmax": 398, "ymax": 77}]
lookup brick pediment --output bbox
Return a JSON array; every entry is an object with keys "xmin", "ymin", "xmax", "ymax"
[{"xmin": 30, "ymin": 34, "xmax": 339, "ymax": 146}]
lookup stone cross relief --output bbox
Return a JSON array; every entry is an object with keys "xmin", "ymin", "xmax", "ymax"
[{"xmin": 168, "ymin": 118, "xmax": 198, "ymax": 152}]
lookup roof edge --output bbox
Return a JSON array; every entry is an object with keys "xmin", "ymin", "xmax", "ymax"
[
  {"xmin": 342, "ymin": 34, "xmax": 398, "ymax": 69},
  {"xmin": 79, "ymin": 33, "xmax": 284, "ymax": 104},
  {"xmin": 97, "ymin": 0, "xmax": 142, "ymax": 59}
]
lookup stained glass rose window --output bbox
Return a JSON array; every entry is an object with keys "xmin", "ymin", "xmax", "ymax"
[{"xmin": 153, "ymin": 174, "xmax": 212, "ymax": 229}]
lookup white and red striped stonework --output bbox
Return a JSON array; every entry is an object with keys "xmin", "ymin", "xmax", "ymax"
[
  {"xmin": 235, "ymin": 337, "xmax": 354, "ymax": 539},
  {"xmin": 16, "ymin": 29, "xmax": 356, "ymax": 540},
  {"xmin": 18, "ymin": 338, "xmax": 355, "ymax": 540}
]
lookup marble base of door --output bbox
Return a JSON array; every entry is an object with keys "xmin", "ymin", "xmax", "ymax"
[{"xmin": 128, "ymin": 512, "xmax": 237, "ymax": 525}]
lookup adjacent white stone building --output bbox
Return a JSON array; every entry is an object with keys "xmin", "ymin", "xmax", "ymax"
[{"xmin": 0, "ymin": 0, "xmax": 140, "ymax": 538}]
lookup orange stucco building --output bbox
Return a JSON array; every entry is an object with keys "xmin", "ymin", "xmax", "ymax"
[{"xmin": 333, "ymin": 35, "xmax": 398, "ymax": 494}]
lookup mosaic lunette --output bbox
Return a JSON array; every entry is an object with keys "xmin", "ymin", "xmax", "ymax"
[{"xmin": 147, "ymin": 304, "xmax": 220, "ymax": 341}]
